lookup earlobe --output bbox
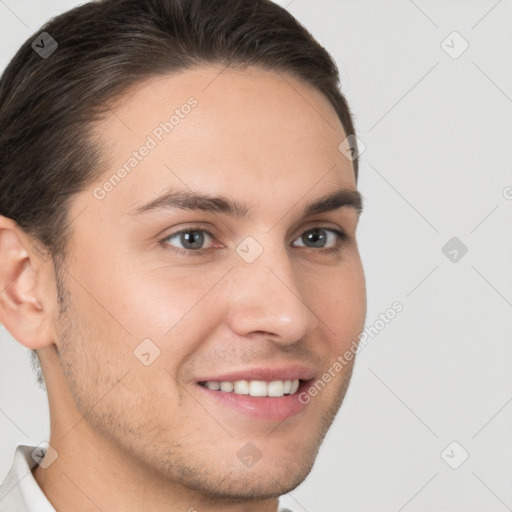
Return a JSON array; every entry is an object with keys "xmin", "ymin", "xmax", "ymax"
[{"xmin": 0, "ymin": 216, "xmax": 55, "ymax": 350}]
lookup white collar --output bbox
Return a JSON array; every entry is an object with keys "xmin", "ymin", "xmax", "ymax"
[{"xmin": 0, "ymin": 444, "xmax": 55, "ymax": 511}]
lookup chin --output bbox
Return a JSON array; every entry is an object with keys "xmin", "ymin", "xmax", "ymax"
[
  {"xmin": 194, "ymin": 458, "xmax": 317, "ymax": 502},
  {"xmin": 161, "ymin": 438, "xmax": 321, "ymax": 503}
]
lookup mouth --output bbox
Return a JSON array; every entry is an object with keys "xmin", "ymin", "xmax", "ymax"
[
  {"xmin": 195, "ymin": 367, "xmax": 315, "ymax": 421},
  {"xmin": 198, "ymin": 378, "xmax": 301, "ymax": 397}
]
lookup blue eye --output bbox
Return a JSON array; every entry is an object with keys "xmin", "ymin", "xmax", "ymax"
[
  {"xmin": 163, "ymin": 228, "xmax": 216, "ymax": 251},
  {"xmin": 161, "ymin": 226, "xmax": 347, "ymax": 254},
  {"xmin": 292, "ymin": 227, "xmax": 346, "ymax": 250}
]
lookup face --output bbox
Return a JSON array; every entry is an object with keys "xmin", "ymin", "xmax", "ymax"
[{"xmin": 50, "ymin": 65, "xmax": 366, "ymax": 501}]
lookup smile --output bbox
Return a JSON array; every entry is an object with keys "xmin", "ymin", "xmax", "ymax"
[{"xmin": 199, "ymin": 379, "xmax": 301, "ymax": 397}]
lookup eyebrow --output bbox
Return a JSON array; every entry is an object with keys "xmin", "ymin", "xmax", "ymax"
[{"xmin": 128, "ymin": 187, "xmax": 363, "ymax": 219}]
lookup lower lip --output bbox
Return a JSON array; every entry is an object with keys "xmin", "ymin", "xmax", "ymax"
[{"xmin": 196, "ymin": 381, "xmax": 312, "ymax": 421}]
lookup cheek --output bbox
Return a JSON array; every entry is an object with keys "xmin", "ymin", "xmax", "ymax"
[
  {"xmin": 316, "ymin": 257, "xmax": 367, "ymax": 350},
  {"xmin": 100, "ymin": 262, "xmax": 228, "ymax": 364}
]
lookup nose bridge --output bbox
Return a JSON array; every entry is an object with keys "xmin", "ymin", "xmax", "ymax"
[{"xmin": 226, "ymin": 235, "xmax": 319, "ymax": 343}]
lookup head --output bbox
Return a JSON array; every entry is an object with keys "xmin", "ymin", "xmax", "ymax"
[{"xmin": 0, "ymin": 0, "xmax": 365, "ymax": 505}]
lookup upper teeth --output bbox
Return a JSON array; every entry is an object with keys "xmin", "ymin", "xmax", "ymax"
[{"xmin": 203, "ymin": 379, "xmax": 300, "ymax": 397}]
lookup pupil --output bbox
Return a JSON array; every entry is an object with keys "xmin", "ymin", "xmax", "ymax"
[
  {"xmin": 306, "ymin": 229, "xmax": 326, "ymax": 247},
  {"xmin": 182, "ymin": 231, "xmax": 204, "ymax": 249}
]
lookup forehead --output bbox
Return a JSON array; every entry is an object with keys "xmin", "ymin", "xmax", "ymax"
[{"xmin": 80, "ymin": 65, "xmax": 355, "ymax": 221}]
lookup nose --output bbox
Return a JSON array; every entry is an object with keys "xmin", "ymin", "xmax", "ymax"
[{"xmin": 225, "ymin": 243, "xmax": 320, "ymax": 346}]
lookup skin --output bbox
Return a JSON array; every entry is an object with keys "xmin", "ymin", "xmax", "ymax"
[{"xmin": 0, "ymin": 65, "xmax": 366, "ymax": 512}]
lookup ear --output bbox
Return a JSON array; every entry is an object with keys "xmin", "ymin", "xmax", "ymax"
[{"xmin": 0, "ymin": 215, "xmax": 56, "ymax": 349}]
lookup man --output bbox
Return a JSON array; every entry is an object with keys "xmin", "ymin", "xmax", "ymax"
[{"xmin": 0, "ymin": 0, "xmax": 366, "ymax": 510}]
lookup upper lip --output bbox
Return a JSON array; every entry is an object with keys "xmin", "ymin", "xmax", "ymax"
[{"xmin": 196, "ymin": 364, "xmax": 316, "ymax": 383}]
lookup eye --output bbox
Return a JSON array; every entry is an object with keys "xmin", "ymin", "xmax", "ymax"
[
  {"xmin": 162, "ymin": 227, "xmax": 216, "ymax": 252},
  {"xmin": 160, "ymin": 226, "xmax": 347, "ymax": 255},
  {"xmin": 292, "ymin": 227, "xmax": 347, "ymax": 251}
]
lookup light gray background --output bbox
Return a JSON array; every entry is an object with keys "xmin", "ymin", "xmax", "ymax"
[{"xmin": 1, "ymin": 1, "xmax": 511, "ymax": 511}]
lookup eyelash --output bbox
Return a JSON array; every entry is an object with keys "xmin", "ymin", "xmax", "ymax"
[{"xmin": 160, "ymin": 225, "xmax": 348, "ymax": 256}]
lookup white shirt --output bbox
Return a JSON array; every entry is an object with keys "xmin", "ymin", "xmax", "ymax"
[
  {"xmin": 0, "ymin": 445, "xmax": 294, "ymax": 512},
  {"xmin": 0, "ymin": 445, "xmax": 55, "ymax": 512}
]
